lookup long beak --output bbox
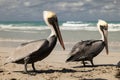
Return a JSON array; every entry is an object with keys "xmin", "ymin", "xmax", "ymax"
[
  {"xmin": 52, "ymin": 18, "xmax": 65, "ymax": 50},
  {"xmin": 103, "ymin": 29, "xmax": 109, "ymax": 55}
]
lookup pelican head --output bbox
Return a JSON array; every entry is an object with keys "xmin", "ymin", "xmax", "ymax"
[
  {"xmin": 97, "ymin": 19, "xmax": 108, "ymax": 55},
  {"xmin": 43, "ymin": 11, "xmax": 65, "ymax": 50}
]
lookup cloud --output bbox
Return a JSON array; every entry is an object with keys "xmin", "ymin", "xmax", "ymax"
[
  {"xmin": 0, "ymin": 0, "xmax": 120, "ymax": 21},
  {"xmin": 24, "ymin": 1, "xmax": 31, "ymax": 7}
]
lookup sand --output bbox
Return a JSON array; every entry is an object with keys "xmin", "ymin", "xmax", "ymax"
[{"xmin": 0, "ymin": 47, "xmax": 120, "ymax": 80}]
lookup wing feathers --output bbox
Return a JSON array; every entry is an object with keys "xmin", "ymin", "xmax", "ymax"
[
  {"xmin": 66, "ymin": 40, "xmax": 104, "ymax": 62},
  {"xmin": 5, "ymin": 39, "xmax": 46, "ymax": 63}
]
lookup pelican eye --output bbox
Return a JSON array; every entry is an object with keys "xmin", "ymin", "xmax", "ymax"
[
  {"xmin": 47, "ymin": 18, "xmax": 54, "ymax": 25},
  {"xmin": 48, "ymin": 16, "xmax": 57, "ymax": 25},
  {"xmin": 100, "ymin": 25, "xmax": 107, "ymax": 30}
]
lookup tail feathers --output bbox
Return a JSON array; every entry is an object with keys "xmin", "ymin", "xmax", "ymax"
[
  {"xmin": 3, "ymin": 57, "xmax": 13, "ymax": 66},
  {"xmin": 66, "ymin": 56, "xmax": 74, "ymax": 62},
  {"xmin": 0, "ymin": 57, "xmax": 13, "ymax": 68},
  {"xmin": 3, "ymin": 62, "xmax": 9, "ymax": 65},
  {"xmin": 66, "ymin": 55, "xmax": 85, "ymax": 62},
  {"xmin": 0, "ymin": 60, "xmax": 9, "ymax": 67},
  {"xmin": 3, "ymin": 62, "xmax": 8, "ymax": 65}
]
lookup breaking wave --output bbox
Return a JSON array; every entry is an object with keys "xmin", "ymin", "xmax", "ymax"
[
  {"xmin": 0, "ymin": 21, "xmax": 120, "ymax": 31},
  {"xmin": 62, "ymin": 21, "xmax": 120, "ymax": 31}
]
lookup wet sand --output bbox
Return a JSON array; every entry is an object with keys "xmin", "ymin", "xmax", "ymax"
[{"xmin": 0, "ymin": 47, "xmax": 120, "ymax": 80}]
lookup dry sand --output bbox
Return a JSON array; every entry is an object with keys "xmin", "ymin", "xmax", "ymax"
[{"xmin": 0, "ymin": 47, "xmax": 120, "ymax": 80}]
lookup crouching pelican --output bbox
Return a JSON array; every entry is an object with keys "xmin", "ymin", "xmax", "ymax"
[
  {"xmin": 66, "ymin": 20, "xmax": 108, "ymax": 66},
  {"xmin": 4, "ymin": 11, "xmax": 65, "ymax": 74}
]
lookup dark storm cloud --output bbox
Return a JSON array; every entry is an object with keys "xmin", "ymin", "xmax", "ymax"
[{"xmin": 0, "ymin": 0, "xmax": 119, "ymax": 21}]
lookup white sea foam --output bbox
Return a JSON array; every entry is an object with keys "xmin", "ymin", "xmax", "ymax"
[
  {"xmin": 0, "ymin": 21, "xmax": 120, "ymax": 32},
  {"xmin": 61, "ymin": 21, "xmax": 120, "ymax": 31},
  {"xmin": 0, "ymin": 24, "xmax": 49, "ymax": 31}
]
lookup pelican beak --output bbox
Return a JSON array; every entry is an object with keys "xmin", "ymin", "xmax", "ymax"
[
  {"xmin": 52, "ymin": 17, "xmax": 65, "ymax": 50},
  {"xmin": 103, "ymin": 29, "xmax": 109, "ymax": 55},
  {"xmin": 43, "ymin": 11, "xmax": 65, "ymax": 50}
]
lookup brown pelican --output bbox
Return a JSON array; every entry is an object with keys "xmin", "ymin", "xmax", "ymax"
[
  {"xmin": 4, "ymin": 11, "xmax": 65, "ymax": 74},
  {"xmin": 66, "ymin": 20, "xmax": 108, "ymax": 66}
]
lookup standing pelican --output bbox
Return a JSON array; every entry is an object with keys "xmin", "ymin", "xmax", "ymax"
[
  {"xmin": 4, "ymin": 11, "xmax": 65, "ymax": 74},
  {"xmin": 66, "ymin": 20, "xmax": 108, "ymax": 66}
]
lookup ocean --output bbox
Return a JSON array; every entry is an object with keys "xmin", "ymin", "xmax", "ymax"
[{"xmin": 0, "ymin": 21, "xmax": 120, "ymax": 53}]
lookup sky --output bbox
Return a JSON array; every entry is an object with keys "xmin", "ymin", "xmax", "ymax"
[{"xmin": 0, "ymin": 0, "xmax": 120, "ymax": 21}]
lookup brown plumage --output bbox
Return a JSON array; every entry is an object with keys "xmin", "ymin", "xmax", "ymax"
[
  {"xmin": 66, "ymin": 20, "xmax": 109, "ymax": 66},
  {"xmin": 4, "ymin": 11, "xmax": 65, "ymax": 74}
]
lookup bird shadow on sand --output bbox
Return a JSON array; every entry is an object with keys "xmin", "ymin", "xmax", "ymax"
[
  {"xmin": 13, "ymin": 68, "xmax": 79, "ymax": 74},
  {"xmin": 81, "ymin": 78, "xmax": 107, "ymax": 80},
  {"xmin": 73, "ymin": 64, "xmax": 117, "ymax": 68}
]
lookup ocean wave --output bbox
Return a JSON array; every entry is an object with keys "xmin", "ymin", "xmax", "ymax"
[
  {"xmin": 0, "ymin": 38, "xmax": 32, "ymax": 42},
  {"xmin": 62, "ymin": 21, "xmax": 91, "ymax": 27},
  {"xmin": 0, "ymin": 24, "xmax": 49, "ymax": 31},
  {"xmin": 0, "ymin": 21, "xmax": 120, "ymax": 31},
  {"xmin": 61, "ymin": 26, "xmax": 97, "ymax": 31},
  {"xmin": 62, "ymin": 21, "xmax": 120, "ymax": 31}
]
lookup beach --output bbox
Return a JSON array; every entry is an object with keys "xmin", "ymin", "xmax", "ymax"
[
  {"xmin": 0, "ymin": 0, "xmax": 120, "ymax": 79},
  {"xmin": 0, "ymin": 46, "xmax": 120, "ymax": 80},
  {"xmin": 0, "ymin": 21, "xmax": 120, "ymax": 80}
]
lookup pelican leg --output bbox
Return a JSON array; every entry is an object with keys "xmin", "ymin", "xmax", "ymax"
[
  {"xmin": 32, "ymin": 63, "xmax": 36, "ymax": 72},
  {"xmin": 82, "ymin": 61, "xmax": 86, "ymax": 67},
  {"xmin": 90, "ymin": 59, "xmax": 94, "ymax": 66},
  {"xmin": 24, "ymin": 57, "xmax": 29, "ymax": 74}
]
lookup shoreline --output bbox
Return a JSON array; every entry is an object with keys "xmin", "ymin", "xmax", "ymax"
[{"xmin": 0, "ymin": 40, "xmax": 120, "ymax": 53}]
